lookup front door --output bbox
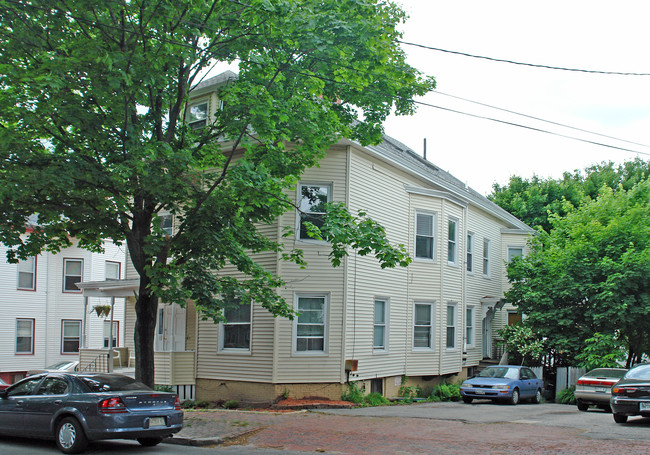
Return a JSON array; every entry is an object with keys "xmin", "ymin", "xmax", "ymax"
[
  {"xmin": 154, "ymin": 303, "xmax": 186, "ymax": 352},
  {"xmin": 482, "ymin": 318, "xmax": 492, "ymax": 358}
]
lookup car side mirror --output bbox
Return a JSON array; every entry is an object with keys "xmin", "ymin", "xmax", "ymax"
[{"xmin": 0, "ymin": 390, "xmax": 7, "ymax": 399}]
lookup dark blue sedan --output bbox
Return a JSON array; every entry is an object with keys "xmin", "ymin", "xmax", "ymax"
[
  {"xmin": 0, "ymin": 372, "xmax": 183, "ymax": 453},
  {"xmin": 460, "ymin": 365, "xmax": 544, "ymax": 405}
]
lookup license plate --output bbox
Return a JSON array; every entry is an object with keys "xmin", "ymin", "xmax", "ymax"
[
  {"xmin": 640, "ymin": 402, "xmax": 650, "ymax": 411},
  {"xmin": 475, "ymin": 390, "xmax": 485, "ymax": 395},
  {"xmin": 150, "ymin": 417, "xmax": 165, "ymax": 427}
]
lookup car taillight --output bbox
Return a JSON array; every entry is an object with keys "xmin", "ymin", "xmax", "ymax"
[
  {"xmin": 174, "ymin": 396, "xmax": 181, "ymax": 411},
  {"xmin": 577, "ymin": 379, "xmax": 616, "ymax": 387},
  {"xmin": 99, "ymin": 397, "xmax": 127, "ymax": 413},
  {"xmin": 612, "ymin": 387, "xmax": 637, "ymax": 396}
]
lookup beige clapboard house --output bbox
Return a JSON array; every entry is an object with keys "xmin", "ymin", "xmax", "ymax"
[
  {"xmin": 104, "ymin": 72, "xmax": 532, "ymax": 402},
  {"xmin": 167, "ymin": 73, "xmax": 534, "ymax": 402}
]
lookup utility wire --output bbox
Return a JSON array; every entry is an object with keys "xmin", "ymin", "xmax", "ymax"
[
  {"xmin": 398, "ymin": 41, "xmax": 650, "ymax": 76},
  {"xmin": 6, "ymin": 0, "xmax": 650, "ymax": 156}
]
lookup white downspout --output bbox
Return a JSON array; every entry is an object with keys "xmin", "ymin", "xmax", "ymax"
[{"xmin": 108, "ymin": 297, "xmax": 115, "ymax": 373}]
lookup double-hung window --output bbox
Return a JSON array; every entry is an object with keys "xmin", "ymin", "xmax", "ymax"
[
  {"xmin": 447, "ymin": 218, "xmax": 458, "ymax": 265},
  {"xmin": 446, "ymin": 303, "xmax": 457, "ymax": 349},
  {"xmin": 483, "ymin": 239, "xmax": 490, "ymax": 277},
  {"xmin": 465, "ymin": 307, "xmax": 474, "ymax": 347},
  {"xmin": 507, "ymin": 246, "xmax": 524, "ymax": 263},
  {"xmin": 221, "ymin": 301, "xmax": 251, "ymax": 351},
  {"xmin": 63, "ymin": 258, "xmax": 83, "ymax": 292},
  {"xmin": 295, "ymin": 295, "xmax": 327, "ymax": 353},
  {"xmin": 16, "ymin": 318, "xmax": 34, "ymax": 354},
  {"xmin": 413, "ymin": 302, "xmax": 434, "ymax": 349},
  {"xmin": 61, "ymin": 320, "xmax": 81, "ymax": 354},
  {"xmin": 105, "ymin": 261, "xmax": 120, "ymax": 280},
  {"xmin": 160, "ymin": 214, "xmax": 174, "ymax": 236},
  {"xmin": 373, "ymin": 299, "xmax": 388, "ymax": 351},
  {"xmin": 415, "ymin": 212, "xmax": 435, "ymax": 260},
  {"xmin": 17, "ymin": 256, "xmax": 36, "ymax": 290},
  {"xmin": 298, "ymin": 184, "xmax": 330, "ymax": 240},
  {"xmin": 188, "ymin": 101, "xmax": 208, "ymax": 129},
  {"xmin": 466, "ymin": 233, "xmax": 474, "ymax": 273}
]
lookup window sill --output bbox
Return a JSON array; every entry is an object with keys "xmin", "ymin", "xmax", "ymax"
[{"xmin": 218, "ymin": 349, "xmax": 252, "ymax": 356}]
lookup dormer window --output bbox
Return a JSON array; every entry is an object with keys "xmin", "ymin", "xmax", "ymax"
[{"xmin": 188, "ymin": 101, "xmax": 208, "ymax": 129}]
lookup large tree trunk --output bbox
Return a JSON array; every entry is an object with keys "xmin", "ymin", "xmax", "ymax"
[{"xmin": 134, "ymin": 273, "xmax": 158, "ymax": 387}]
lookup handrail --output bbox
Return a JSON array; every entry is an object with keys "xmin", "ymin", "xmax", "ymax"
[{"xmin": 81, "ymin": 352, "xmax": 110, "ymax": 373}]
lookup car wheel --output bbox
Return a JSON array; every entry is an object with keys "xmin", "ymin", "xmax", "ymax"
[
  {"xmin": 137, "ymin": 437, "xmax": 163, "ymax": 447},
  {"xmin": 613, "ymin": 413, "xmax": 628, "ymax": 424},
  {"xmin": 56, "ymin": 417, "xmax": 88, "ymax": 454},
  {"xmin": 508, "ymin": 388, "xmax": 520, "ymax": 405},
  {"xmin": 576, "ymin": 400, "xmax": 589, "ymax": 411},
  {"xmin": 462, "ymin": 397, "xmax": 473, "ymax": 404},
  {"xmin": 532, "ymin": 389, "xmax": 542, "ymax": 404}
]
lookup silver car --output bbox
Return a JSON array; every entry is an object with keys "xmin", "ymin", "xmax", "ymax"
[
  {"xmin": 0, "ymin": 372, "xmax": 183, "ymax": 453},
  {"xmin": 575, "ymin": 368, "xmax": 627, "ymax": 412}
]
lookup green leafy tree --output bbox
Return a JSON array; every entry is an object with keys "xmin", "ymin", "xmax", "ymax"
[
  {"xmin": 489, "ymin": 159, "xmax": 650, "ymax": 232},
  {"xmin": 0, "ymin": 0, "xmax": 434, "ymax": 386},
  {"xmin": 575, "ymin": 333, "xmax": 626, "ymax": 371},
  {"xmin": 506, "ymin": 180, "xmax": 650, "ymax": 366},
  {"xmin": 498, "ymin": 324, "xmax": 545, "ymax": 365}
]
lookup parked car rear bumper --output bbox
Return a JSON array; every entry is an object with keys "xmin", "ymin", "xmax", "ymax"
[
  {"xmin": 611, "ymin": 397, "xmax": 650, "ymax": 416},
  {"xmin": 575, "ymin": 389, "xmax": 612, "ymax": 405}
]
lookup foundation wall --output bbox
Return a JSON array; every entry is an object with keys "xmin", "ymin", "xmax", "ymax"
[{"xmin": 196, "ymin": 379, "xmax": 345, "ymax": 403}]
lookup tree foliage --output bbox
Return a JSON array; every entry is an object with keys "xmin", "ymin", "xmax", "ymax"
[
  {"xmin": 505, "ymin": 180, "xmax": 650, "ymax": 366},
  {"xmin": 489, "ymin": 159, "xmax": 650, "ymax": 232},
  {"xmin": 0, "ymin": 0, "xmax": 434, "ymax": 385}
]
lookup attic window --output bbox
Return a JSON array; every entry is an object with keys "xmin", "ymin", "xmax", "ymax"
[{"xmin": 188, "ymin": 102, "xmax": 208, "ymax": 129}]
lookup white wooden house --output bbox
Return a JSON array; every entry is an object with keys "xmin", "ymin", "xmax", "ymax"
[{"xmin": 0, "ymin": 239, "xmax": 126, "ymax": 384}]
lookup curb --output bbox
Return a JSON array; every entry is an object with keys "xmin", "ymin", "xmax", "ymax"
[{"xmin": 164, "ymin": 436, "xmax": 224, "ymax": 447}]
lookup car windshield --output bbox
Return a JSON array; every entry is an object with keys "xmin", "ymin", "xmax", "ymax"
[
  {"xmin": 586, "ymin": 368, "xmax": 626, "ymax": 379},
  {"xmin": 477, "ymin": 367, "xmax": 519, "ymax": 379},
  {"xmin": 79, "ymin": 374, "xmax": 150, "ymax": 393},
  {"xmin": 624, "ymin": 364, "xmax": 650, "ymax": 380},
  {"xmin": 45, "ymin": 361, "xmax": 76, "ymax": 370}
]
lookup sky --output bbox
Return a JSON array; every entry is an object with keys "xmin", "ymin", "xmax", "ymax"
[{"xmin": 383, "ymin": 0, "xmax": 650, "ymax": 195}]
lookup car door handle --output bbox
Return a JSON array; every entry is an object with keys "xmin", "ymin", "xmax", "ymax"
[
  {"xmin": 54, "ymin": 400, "xmax": 63, "ymax": 405},
  {"xmin": 16, "ymin": 400, "xmax": 24, "ymax": 405}
]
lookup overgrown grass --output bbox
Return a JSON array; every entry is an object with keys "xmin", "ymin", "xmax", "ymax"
[
  {"xmin": 557, "ymin": 386, "xmax": 576, "ymax": 405},
  {"xmin": 426, "ymin": 382, "xmax": 461, "ymax": 402}
]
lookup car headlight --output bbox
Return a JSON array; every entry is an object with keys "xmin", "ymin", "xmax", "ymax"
[
  {"xmin": 461, "ymin": 382, "xmax": 471, "ymax": 388},
  {"xmin": 493, "ymin": 384, "xmax": 511, "ymax": 390}
]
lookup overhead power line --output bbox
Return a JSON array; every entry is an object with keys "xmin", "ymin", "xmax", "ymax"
[{"xmin": 398, "ymin": 41, "xmax": 650, "ymax": 76}]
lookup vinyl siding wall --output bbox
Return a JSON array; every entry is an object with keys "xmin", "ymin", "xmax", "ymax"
[{"xmin": 0, "ymin": 241, "xmax": 126, "ymax": 375}]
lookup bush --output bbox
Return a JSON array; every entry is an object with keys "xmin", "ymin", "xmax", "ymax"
[
  {"xmin": 154, "ymin": 384, "xmax": 174, "ymax": 393},
  {"xmin": 557, "ymin": 386, "xmax": 576, "ymax": 405},
  {"xmin": 181, "ymin": 400, "xmax": 196, "ymax": 409},
  {"xmin": 342, "ymin": 382, "xmax": 365, "ymax": 404},
  {"xmin": 223, "ymin": 399, "xmax": 239, "ymax": 409},
  {"xmin": 429, "ymin": 383, "xmax": 461, "ymax": 402},
  {"xmin": 195, "ymin": 400, "xmax": 211, "ymax": 409},
  {"xmin": 364, "ymin": 392, "xmax": 390, "ymax": 406}
]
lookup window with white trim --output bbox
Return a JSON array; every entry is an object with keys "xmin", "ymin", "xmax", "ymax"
[
  {"xmin": 103, "ymin": 321, "xmax": 118, "ymax": 348},
  {"xmin": 447, "ymin": 218, "xmax": 458, "ymax": 265},
  {"xmin": 61, "ymin": 320, "xmax": 81, "ymax": 354},
  {"xmin": 105, "ymin": 261, "xmax": 120, "ymax": 280},
  {"xmin": 415, "ymin": 212, "xmax": 435, "ymax": 259},
  {"xmin": 298, "ymin": 184, "xmax": 330, "ymax": 240},
  {"xmin": 413, "ymin": 302, "xmax": 434, "ymax": 349},
  {"xmin": 16, "ymin": 318, "xmax": 34, "ymax": 354},
  {"xmin": 373, "ymin": 298, "xmax": 388, "ymax": 351},
  {"xmin": 483, "ymin": 239, "xmax": 490, "ymax": 277},
  {"xmin": 188, "ymin": 101, "xmax": 208, "ymax": 129},
  {"xmin": 465, "ymin": 307, "xmax": 475, "ymax": 347},
  {"xmin": 507, "ymin": 246, "xmax": 524, "ymax": 263},
  {"xmin": 295, "ymin": 295, "xmax": 327, "ymax": 352},
  {"xmin": 160, "ymin": 214, "xmax": 174, "ymax": 236},
  {"xmin": 221, "ymin": 300, "xmax": 251, "ymax": 350},
  {"xmin": 17, "ymin": 256, "xmax": 36, "ymax": 290},
  {"xmin": 466, "ymin": 233, "xmax": 474, "ymax": 273},
  {"xmin": 63, "ymin": 258, "xmax": 83, "ymax": 292},
  {"xmin": 446, "ymin": 303, "xmax": 457, "ymax": 349}
]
